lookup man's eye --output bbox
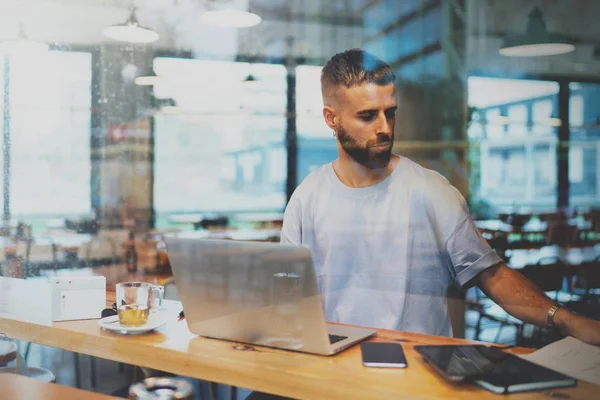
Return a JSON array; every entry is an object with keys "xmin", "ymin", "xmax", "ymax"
[
  {"xmin": 385, "ymin": 110, "xmax": 396, "ymax": 119},
  {"xmin": 360, "ymin": 114, "xmax": 376, "ymax": 121}
]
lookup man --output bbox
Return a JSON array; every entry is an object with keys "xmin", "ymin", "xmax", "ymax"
[{"xmin": 281, "ymin": 48, "xmax": 600, "ymax": 345}]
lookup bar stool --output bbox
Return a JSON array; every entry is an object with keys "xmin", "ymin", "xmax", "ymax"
[
  {"xmin": 0, "ymin": 341, "xmax": 55, "ymax": 383},
  {"xmin": 0, "ymin": 341, "xmax": 17, "ymax": 366}
]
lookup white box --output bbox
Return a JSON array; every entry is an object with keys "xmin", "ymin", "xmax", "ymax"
[
  {"xmin": 50, "ymin": 276, "xmax": 106, "ymax": 321},
  {"xmin": 0, "ymin": 277, "xmax": 53, "ymax": 325}
]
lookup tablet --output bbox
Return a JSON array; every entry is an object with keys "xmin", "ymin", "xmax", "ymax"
[
  {"xmin": 415, "ymin": 344, "xmax": 577, "ymax": 394},
  {"xmin": 414, "ymin": 345, "xmax": 501, "ymax": 382}
]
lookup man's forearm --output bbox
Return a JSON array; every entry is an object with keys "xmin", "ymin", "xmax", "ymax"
[
  {"xmin": 476, "ymin": 263, "xmax": 600, "ymax": 346},
  {"xmin": 476, "ymin": 264, "xmax": 559, "ymax": 329}
]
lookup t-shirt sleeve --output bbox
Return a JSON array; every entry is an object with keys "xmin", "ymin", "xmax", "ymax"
[
  {"xmin": 280, "ymin": 196, "xmax": 302, "ymax": 245},
  {"xmin": 446, "ymin": 216, "xmax": 504, "ymax": 289}
]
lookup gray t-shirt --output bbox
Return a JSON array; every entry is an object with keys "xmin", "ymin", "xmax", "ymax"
[{"xmin": 280, "ymin": 156, "xmax": 503, "ymax": 336}]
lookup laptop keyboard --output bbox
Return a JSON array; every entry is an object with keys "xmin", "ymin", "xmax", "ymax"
[{"xmin": 328, "ymin": 334, "xmax": 348, "ymax": 344}]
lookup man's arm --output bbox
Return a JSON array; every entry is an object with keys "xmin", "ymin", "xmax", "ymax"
[{"xmin": 477, "ymin": 263, "xmax": 600, "ymax": 346}]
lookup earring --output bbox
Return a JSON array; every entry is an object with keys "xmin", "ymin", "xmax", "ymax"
[{"xmin": 333, "ymin": 130, "xmax": 336, "ymax": 137}]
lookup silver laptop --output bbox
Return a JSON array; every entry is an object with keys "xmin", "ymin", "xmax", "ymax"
[{"xmin": 165, "ymin": 237, "xmax": 376, "ymax": 355}]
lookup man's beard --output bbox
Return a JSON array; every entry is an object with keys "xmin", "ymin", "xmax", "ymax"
[{"xmin": 337, "ymin": 124, "xmax": 393, "ymax": 169}]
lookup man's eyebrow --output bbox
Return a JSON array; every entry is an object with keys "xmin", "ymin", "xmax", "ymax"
[
  {"xmin": 356, "ymin": 109, "xmax": 377, "ymax": 114},
  {"xmin": 356, "ymin": 106, "xmax": 397, "ymax": 114}
]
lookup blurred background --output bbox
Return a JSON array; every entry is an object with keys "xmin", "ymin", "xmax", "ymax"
[{"xmin": 0, "ymin": 0, "xmax": 599, "ymax": 365}]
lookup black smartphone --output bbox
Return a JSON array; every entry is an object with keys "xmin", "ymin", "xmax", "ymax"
[{"xmin": 361, "ymin": 342, "xmax": 407, "ymax": 368}]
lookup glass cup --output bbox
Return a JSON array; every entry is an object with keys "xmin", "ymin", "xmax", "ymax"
[{"xmin": 116, "ymin": 282, "xmax": 155, "ymax": 327}]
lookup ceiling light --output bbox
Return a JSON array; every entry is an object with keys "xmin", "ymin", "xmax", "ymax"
[
  {"xmin": 499, "ymin": 7, "xmax": 574, "ymax": 57},
  {"xmin": 103, "ymin": 7, "xmax": 159, "ymax": 44},
  {"xmin": 201, "ymin": 8, "xmax": 261, "ymax": 28},
  {"xmin": 0, "ymin": 23, "xmax": 48, "ymax": 55}
]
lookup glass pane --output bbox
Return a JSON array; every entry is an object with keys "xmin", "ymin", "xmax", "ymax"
[
  {"xmin": 153, "ymin": 59, "xmax": 287, "ymax": 225},
  {"xmin": 533, "ymin": 144, "xmax": 556, "ymax": 199},
  {"xmin": 569, "ymin": 82, "xmax": 600, "ymax": 206},
  {"xmin": 468, "ymin": 77, "xmax": 559, "ymax": 210},
  {"xmin": 482, "ymin": 146, "xmax": 527, "ymax": 199},
  {"xmin": 9, "ymin": 51, "xmax": 91, "ymax": 220},
  {"xmin": 532, "ymin": 100, "xmax": 555, "ymax": 136}
]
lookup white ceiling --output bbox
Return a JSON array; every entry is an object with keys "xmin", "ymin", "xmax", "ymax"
[
  {"xmin": 0, "ymin": 0, "xmax": 597, "ymax": 77},
  {"xmin": 0, "ymin": 0, "xmax": 369, "ymax": 60}
]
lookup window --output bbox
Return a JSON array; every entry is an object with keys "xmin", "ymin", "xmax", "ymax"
[
  {"xmin": 4, "ymin": 50, "xmax": 91, "ymax": 217},
  {"xmin": 469, "ymin": 77, "xmax": 559, "ymax": 209},
  {"xmin": 507, "ymin": 104, "xmax": 528, "ymax": 136},
  {"xmin": 485, "ymin": 108, "xmax": 504, "ymax": 139},
  {"xmin": 532, "ymin": 99, "xmax": 554, "ymax": 135},
  {"xmin": 153, "ymin": 59, "xmax": 287, "ymax": 222},
  {"xmin": 569, "ymin": 94, "xmax": 584, "ymax": 128},
  {"xmin": 569, "ymin": 83, "xmax": 600, "ymax": 205}
]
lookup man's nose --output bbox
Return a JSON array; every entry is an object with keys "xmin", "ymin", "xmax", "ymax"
[{"xmin": 375, "ymin": 113, "xmax": 392, "ymax": 134}]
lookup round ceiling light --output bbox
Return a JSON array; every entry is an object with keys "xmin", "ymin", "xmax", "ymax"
[
  {"xmin": 499, "ymin": 7, "xmax": 574, "ymax": 57},
  {"xmin": 103, "ymin": 8, "xmax": 159, "ymax": 44}
]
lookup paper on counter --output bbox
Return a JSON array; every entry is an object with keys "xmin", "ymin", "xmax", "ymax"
[{"xmin": 518, "ymin": 336, "xmax": 600, "ymax": 387}]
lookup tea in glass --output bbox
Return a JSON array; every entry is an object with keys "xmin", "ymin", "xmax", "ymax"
[
  {"xmin": 117, "ymin": 304, "xmax": 150, "ymax": 327},
  {"xmin": 116, "ymin": 282, "xmax": 151, "ymax": 327}
]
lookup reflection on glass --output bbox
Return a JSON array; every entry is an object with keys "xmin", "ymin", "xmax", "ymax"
[{"xmin": 267, "ymin": 266, "xmax": 306, "ymax": 349}]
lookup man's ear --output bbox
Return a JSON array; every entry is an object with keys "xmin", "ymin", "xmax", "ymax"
[{"xmin": 323, "ymin": 106, "xmax": 338, "ymax": 131}]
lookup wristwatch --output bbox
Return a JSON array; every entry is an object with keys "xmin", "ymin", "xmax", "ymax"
[{"xmin": 547, "ymin": 304, "xmax": 562, "ymax": 329}]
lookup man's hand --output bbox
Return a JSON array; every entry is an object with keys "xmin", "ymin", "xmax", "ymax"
[{"xmin": 556, "ymin": 308, "xmax": 600, "ymax": 346}]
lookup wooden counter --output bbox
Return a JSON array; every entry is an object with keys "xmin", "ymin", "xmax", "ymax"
[{"xmin": 1, "ymin": 295, "xmax": 598, "ymax": 400}]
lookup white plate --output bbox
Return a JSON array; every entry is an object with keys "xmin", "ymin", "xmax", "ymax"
[{"xmin": 98, "ymin": 310, "xmax": 170, "ymax": 335}]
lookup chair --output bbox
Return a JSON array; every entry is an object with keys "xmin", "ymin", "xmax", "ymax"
[
  {"xmin": 570, "ymin": 257, "xmax": 600, "ymax": 303},
  {"xmin": 517, "ymin": 256, "xmax": 570, "ymax": 300}
]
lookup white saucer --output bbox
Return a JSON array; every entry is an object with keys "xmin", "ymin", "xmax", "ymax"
[{"xmin": 98, "ymin": 310, "xmax": 170, "ymax": 335}]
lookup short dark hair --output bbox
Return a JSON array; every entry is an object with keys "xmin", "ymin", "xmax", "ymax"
[{"xmin": 321, "ymin": 48, "xmax": 396, "ymax": 90}]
